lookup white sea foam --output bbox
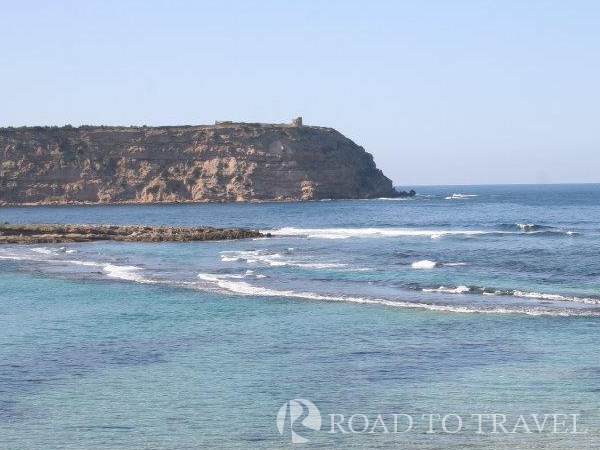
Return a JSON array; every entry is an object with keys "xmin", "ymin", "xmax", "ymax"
[
  {"xmin": 31, "ymin": 246, "xmax": 75, "ymax": 255},
  {"xmin": 59, "ymin": 259, "xmax": 148, "ymax": 282},
  {"xmin": 512, "ymin": 290, "xmax": 600, "ymax": 305},
  {"xmin": 515, "ymin": 223, "xmax": 537, "ymax": 231},
  {"xmin": 219, "ymin": 250, "xmax": 360, "ymax": 270},
  {"xmin": 267, "ymin": 226, "xmax": 578, "ymax": 240},
  {"xmin": 423, "ymin": 285, "xmax": 470, "ymax": 294},
  {"xmin": 0, "ymin": 253, "xmax": 38, "ymax": 261},
  {"xmin": 411, "ymin": 260, "xmax": 438, "ymax": 269},
  {"xmin": 220, "ymin": 256, "xmax": 241, "ymax": 262},
  {"xmin": 421, "ymin": 284, "xmax": 600, "ymax": 305},
  {"xmin": 445, "ymin": 193, "xmax": 478, "ymax": 200},
  {"xmin": 244, "ymin": 269, "xmax": 266, "ymax": 279},
  {"xmin": 31, "ymin": 247, "xmax": 56, "ymax": 255},
  {"xmin": 102, "ymin": 264, "xmax": 144, "ymax": 282},
  {"xmin": 195, "ymin": 273, "xmax": 597, "ymax": 317},
  {"xmin": 267, "ymin": 227, "xmax": 486, "ymax": 240},
  {"xmin": 64, "ymin": 259, "xmax": 103, "ymax": 267},
  {"xmin": 0, "ymin": 250, "xmax": 148, "ymax": 283}
]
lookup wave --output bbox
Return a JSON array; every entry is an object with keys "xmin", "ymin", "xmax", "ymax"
[
  {"xmin": 512, "ymin": 290, "xmax": 600, "ymax": 305},
  {"xmin": 219, "ymin": 249, "xmax": 369, "ymax": 271},
  {"xmin": 411, "ymin": 260, "xmax": 438, "ymax": 269},
  {"xmin": 516, "ymin": 223, "xmax": 546, "ymax": 232},
  {"xmin": 410, "ymin": 260, "xmax": 467, "ymax": 269},
  {"xmin": 267, "ymin": 226, "xmax": 578, "ymax": 240},
  {"xmin": 267, "ymin": 227, "xmax": 488, "ymax": 240},
  {"xmin": 102, "ymin": 264, "xmax": 144, "ymax": 282},
  {"xmin": 31, "ymin": 247, "xmax": 56, "ymax": 255},
  {"xmin": 445, "ymin": 194, "xmax": 478, "ymax": 200},
  {"xmin": 0, "ymin": 250, "xmax": 147, "ymax": 283},
  {"xmin": 423, "ymin": 285, "xmax": 470, "ymax": 294},
  {"xmin": 196, "ymin": 273, "xmax": 598, "ymax": 317},
  {"xmin": 32, "ymin": 246, "xmax": 76, "ymax": 255},
  {"xmin": 499, "ymin": 223, "xmax": 551, "ymax": 232},
  {"xmin": 3, "ymin": 246, "xmax": 596, "ymax": 316},
  {"xmin": 496, "ymin": 223, "xmax": 578, "ymax": 235},
  {"xmin": 46, "ymin": 258, "xmax": 148, "ymax": 283},
  {"xmin": 421, "ymin": 284, "xmax": 600, "ymax": 305}
]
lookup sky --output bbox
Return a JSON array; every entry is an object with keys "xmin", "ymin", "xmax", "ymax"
[{"xmin": 2, "ymin": 1, "xmax": 599, "ymax": 185}]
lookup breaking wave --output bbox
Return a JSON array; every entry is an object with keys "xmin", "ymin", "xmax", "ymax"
[
  {"xmin": 421, "ymin": 284, "xmax": 600, "ymax": 305},
  {"xmin": 219, "ymin": 249, "xmax": 370, "ymax": 271},
  {"xmin": 0, "ymin": 248, "xmax": 147, "ymax": 283},
  {"xmin": 423, "ymin": 285, "xmax": 470, "ymax": 294},
  {"xmin": 497, "ymin": 223, "xmax": 578, "ymax": 235},
  {"xmin": 445, "ymin": 193, "xmax": 478, "ymax": 200},
  {"xmin": 411, "ymin": 260, "xmax": 439, "ymax": 269},
  {"xmin": 267, "ymin": 226, "xmax": 578, "ymax": 240},
  {"xmin": 2, "ymin": 246, "xmax": 598, "ymax": 317},
  {"xmin": 32, "ymin": 246, "xmax": 76, "ymax": 255},
  {"xmin": 410, "ymin": 260, "xmax": 466, "ymax": 269},
  {"xmin": 267, "ymin": 227, "xmax": 487, "ymax": 240},
  {"xmin": 196, "ymin": 272, "xmax": 599, "ymax": 316},
  {"xmin": 499, "ymin": 223, "xmax": 551, "ymax": 232}
]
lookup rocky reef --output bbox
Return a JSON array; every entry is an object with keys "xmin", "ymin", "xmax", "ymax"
[
  {"xmin": 0, "ymin": 120, "xmax": 403, "ymax": 205},
  {"xmin": 0, "ymin": 223, "xmax": 265, "ymax": 244}
]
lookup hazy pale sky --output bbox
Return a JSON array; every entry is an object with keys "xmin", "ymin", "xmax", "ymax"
[{"xmin": 2, "ymin": 0, "xmax": 599, "ymax": 185}]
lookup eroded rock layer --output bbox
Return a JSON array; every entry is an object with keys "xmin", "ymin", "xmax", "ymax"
[{"xmin": 0, "ymin": 122, "xmax": 398, "ymax": 204}]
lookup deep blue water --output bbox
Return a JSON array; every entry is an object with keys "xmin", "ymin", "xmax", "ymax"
[{"xmin": 0, "ymin": 184, "xmax": 599, "ymax": 448}]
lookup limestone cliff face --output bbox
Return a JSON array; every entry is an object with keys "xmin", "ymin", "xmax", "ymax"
[{"xmin": 0, "ymin": 122, "xmax": 397, "ymax": 204}]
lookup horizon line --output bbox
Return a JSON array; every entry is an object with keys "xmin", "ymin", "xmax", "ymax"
[{"xmin": 394, "ymin": 182, "xmax": 600, "ymax": 187}]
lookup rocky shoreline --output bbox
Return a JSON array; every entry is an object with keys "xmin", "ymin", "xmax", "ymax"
[{"xmin": 0, "ymin": 223, "xmax": 266, "ymax": 244}]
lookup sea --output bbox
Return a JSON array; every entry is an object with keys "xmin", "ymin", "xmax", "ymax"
[{"xmin": 0, "ymin": 184, "xmax": 599, "ymax": 449}]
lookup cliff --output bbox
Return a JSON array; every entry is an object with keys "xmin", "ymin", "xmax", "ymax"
[{"xmin": 0, "ymin": 121, "xmax": 401, "ymax": 205}]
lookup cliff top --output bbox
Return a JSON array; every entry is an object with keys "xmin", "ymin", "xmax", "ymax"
[{"xmin": 0, "ymin": 117, "xmax": 320, "ymax": 133}]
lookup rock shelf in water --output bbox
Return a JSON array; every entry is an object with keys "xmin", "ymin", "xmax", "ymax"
[{"xmin": 0, "ymin": 223, "xmax": 266, "ymax": 244}]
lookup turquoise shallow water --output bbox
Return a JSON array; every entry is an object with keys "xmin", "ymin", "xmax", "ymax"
[{"xmin": 1, "ymin": 184, "xmax": 599, "ymax": 448}]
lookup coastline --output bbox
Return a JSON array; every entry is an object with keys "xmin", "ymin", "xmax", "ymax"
[{"xmin": 0, "ymin": 192, "xmax": 416, "ymax": 207}]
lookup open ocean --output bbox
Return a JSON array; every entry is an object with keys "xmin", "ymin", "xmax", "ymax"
[{"xmin": 1, "ymin": 184, "xmax": 599, "ymax": 449}]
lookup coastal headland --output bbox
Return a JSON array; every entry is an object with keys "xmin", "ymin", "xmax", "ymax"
[
  {"xmin": 0, "ymin": 119, "xmax": 412, "ymax": 205},
  {"xmin": 0, "ymin": 223, "xmax": 265, "ymax": 244}
]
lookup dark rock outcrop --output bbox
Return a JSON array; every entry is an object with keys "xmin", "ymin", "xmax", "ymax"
[
  {"xmin": 0, "ymin": 223, "xmax": 265, "ymax": 244},
  {"xmin": 0, "ymin": 121, "xmax": 399, "ymax": 204}
]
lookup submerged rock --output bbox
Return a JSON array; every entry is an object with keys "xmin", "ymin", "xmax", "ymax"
[
  {"xmin": 0, "ymin": 121, "xmax": 401, "ymax": 205},
  {"xmin": 391, "ymin": 188, "xmax": 417, "ymax": 198},
  {"xmin": 0, "ymin": 223, "xmax": 265, "ymax": 244}
]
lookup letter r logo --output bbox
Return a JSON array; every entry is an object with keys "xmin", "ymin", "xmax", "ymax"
[{"xmin": 277, "ymin": 399, "xmax": 321, "ymax": 443}]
